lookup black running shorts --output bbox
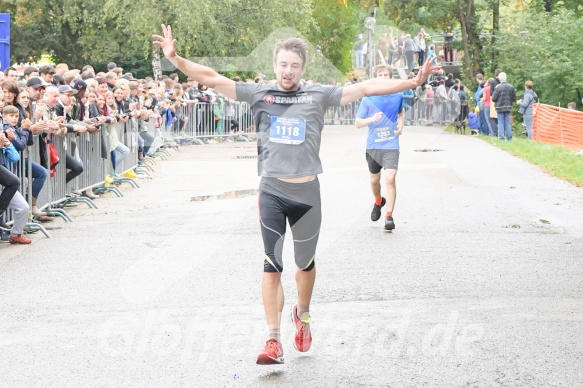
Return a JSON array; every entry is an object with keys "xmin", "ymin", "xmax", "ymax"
[{"xmin": 258, "ymin": 177, "xmax": 321, "ymax": 273}]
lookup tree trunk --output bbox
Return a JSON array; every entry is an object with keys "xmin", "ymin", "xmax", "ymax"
[
  {"xmin": 152, "ymin": 48, "xmax": 162, "ymax": 81},
  {"xmin": 457, "ymin": 0, "xmax": 481, "ymax": 87},
  {"xmin": 61, "ymin": 21, "xmax": 83, "ymax": 69},
  {"xmin": 491, "ymin": 0, "xmax": 500, "ymax": 71}
]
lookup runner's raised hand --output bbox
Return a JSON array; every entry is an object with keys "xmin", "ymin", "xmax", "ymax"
[
  {"xmin": 152, "ymin": 24, "xmax": 177, "ymax": 60},
  {"xmin": 414, "ymin": 57, "xmax": 439, "ymax": 87}
]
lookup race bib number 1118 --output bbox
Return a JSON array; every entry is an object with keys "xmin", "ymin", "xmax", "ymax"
[{"xmin": 269, "ymin": 116, "xmax": 306, "ymax": 145}]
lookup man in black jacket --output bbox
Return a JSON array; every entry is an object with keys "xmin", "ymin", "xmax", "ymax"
[{"xmin": 491, "ymin": 72, "xmax": 516, "ymax": 141}]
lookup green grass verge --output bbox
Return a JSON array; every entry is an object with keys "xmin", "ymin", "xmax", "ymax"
[{"xmin": 442, "ymin": 123, "xmax": 583, "ymax": 187}]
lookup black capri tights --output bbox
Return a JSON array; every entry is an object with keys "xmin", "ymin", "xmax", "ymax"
[{"xmin": 258, "ymin": 177, "xmax": 321, "ymax": 273}]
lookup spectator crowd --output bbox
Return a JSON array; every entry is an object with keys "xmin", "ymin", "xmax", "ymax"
[{"xmin": 0, "ymin": 61, "xmax": 245, "ymax": 246}]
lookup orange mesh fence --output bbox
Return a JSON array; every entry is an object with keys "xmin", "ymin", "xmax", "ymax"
[{"xmin": 532, "ymin": 103, "xmax": 583, "ymax": 151}]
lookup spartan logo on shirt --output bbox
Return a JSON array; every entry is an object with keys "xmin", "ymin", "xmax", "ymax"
[
  {"xmin": 263, "ymin": 93, "xmax": 313, "ymax": 105},
  {"xmin": 264, "ymin": 95, "xmax": 275, "ymax": 105}
]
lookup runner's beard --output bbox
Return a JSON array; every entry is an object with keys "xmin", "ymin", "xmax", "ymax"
[{"xmin": 279, "ymin": 74, "xmax": 299, "ymax": 91}]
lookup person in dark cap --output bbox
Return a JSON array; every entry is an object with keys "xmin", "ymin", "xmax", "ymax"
[
  {"xmin": 71, "ymin": 79, "xmax": 87, "ymax": 93},
  {"xmin": 107, "ymin": 62, "xmax": 117, "ymax": 71},
  {"xmin": 26, "ymin": 76, "xmax": 52, "ymax": 103},
  {"xmin": 26, "ymin": 76, "xmax": 52, "ymax": 89}
]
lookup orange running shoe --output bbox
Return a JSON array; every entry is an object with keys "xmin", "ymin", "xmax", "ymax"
[
  {"xmin": 256, "ymin": 338, "xmax": 284, "ymax": 365},
  {"xmin": 291, "ymin": 304, "xmax": 312, "ymax": 352},
  {"xmin": 9, "ymin": 234, "xmax": 32, "ymax": 245}
]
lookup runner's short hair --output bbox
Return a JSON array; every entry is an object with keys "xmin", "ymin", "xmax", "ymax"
[
  {"xmin": 273, "ymin": 38, "xmax": 308, "ymax": 69},
  {"xmin": 373, "ymin": 65, "xmax": 393, "ymax": 78}
]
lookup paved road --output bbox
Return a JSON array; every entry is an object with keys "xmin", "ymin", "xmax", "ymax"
[{"xmin": 1, "ymin": 125, "xmax": 582, "ymax": 387}]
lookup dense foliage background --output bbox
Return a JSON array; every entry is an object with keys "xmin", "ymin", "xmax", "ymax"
[{"xmin": 4, "ymin": 0, "xmax": 582, "ymax": 105}]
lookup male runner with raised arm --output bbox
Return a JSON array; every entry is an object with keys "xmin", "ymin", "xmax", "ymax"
[{"xmin": 153, "ymin": 24, "xmax": 435, "ymax": 365}]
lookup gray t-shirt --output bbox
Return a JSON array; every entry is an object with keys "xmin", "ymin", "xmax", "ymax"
[{"xmin": 236, "ymin": 82, "xmax": 343, "ymax": 178}]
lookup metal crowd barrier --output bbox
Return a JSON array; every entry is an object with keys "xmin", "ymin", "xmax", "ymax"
[
  {"xmin": 176, "ymin": 100, "xmax": 255, "ymax": 144},
  {"xmin": 321, "ymin": 96, "xmax": 464, "ymax": 127},
  {"xmin": 2, "ymin": 141, "xmax": 51, "ymax": 238},
  {"xmin": 324, "ymin": 101, "xmax": 360, "ymax": 125},
  {"xmin": 2, "ymin": 115, "xmax": 179, "ymax": 241},
  {"xmin": 93, "ymin": 122, "xmax": 139, "ymax": 193}
]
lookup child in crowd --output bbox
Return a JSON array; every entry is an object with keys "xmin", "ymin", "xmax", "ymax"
[
  {"xmin": 1, "ymin": 105, "xmax": 32, "ymax": 244},
  {"xmin": 2, "ymin": 99, "xmax": 49, "ymax": 217}
]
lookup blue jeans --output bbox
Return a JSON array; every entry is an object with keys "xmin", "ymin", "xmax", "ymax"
[
  {"xmin": 27, "ymin": 161, "xmax": 47, "ymax": 199},
  {"xmin": 478, "ymin": 108, "xmax": 488, "ymax": 135},
  {"xmin": 497, "ymin": 111, "xmax": 512, "ymax": 140},
  {"xmin": 483, "ymin": 106, "xmax": 494, "ymax": 135},
  {"xmin": 139, "ymin": 131, "xmax": 155, "ymax": 155},
  {"xmin": 111, "ymin": 143, "xmax": 130, "ymax": 172},
  {"xmin": 523, "ymin": 114, "xmax": 533, "ymax": 139},
  {"xmin": 417, "ymin": 50, "xmax": 425, "ymax": 66}
]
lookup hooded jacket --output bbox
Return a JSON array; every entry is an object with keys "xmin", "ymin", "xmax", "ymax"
[{"xmin": 519, "ymin": 89, "xmax": 538, "ymax": 116}]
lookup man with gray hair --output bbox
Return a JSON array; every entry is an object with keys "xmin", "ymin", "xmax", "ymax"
[{"xmin": 491, "ymin": 72, "xmax": 516, "ymax": 141}]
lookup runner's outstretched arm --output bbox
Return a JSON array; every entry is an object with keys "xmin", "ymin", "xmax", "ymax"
[
  {"xmin": 153, "ymin": 24, "xmax": 236, "ymax": 99},
  {"xmin": 340, "ymin": 57, "xmax": 437, "ymax": 106}
]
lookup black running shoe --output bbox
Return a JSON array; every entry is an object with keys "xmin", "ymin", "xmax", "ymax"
[
  {"xmin": 384, "ymin": 216, "xmax": 396, "ymax": 230},
  {"xmin": 371, "ymin": 197, "xmax": 386, "ymax": 221}
]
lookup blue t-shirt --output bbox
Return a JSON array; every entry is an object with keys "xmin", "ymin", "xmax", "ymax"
[
  {"xmin": 357, "ymin": 93, "xmax": 403, "ymax": 150},
  {"xmin": 428, "ymin": 49, "xmax": 436, "ymax": 65}
]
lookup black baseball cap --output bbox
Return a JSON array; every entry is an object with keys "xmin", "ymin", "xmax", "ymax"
[
  {"xmin": 26, "ymin": 76, "xmax": 52, "ymax": 89},
  {"xmin": 71, "ymin": 79, "xmax": 88, "ymax": 91}
]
